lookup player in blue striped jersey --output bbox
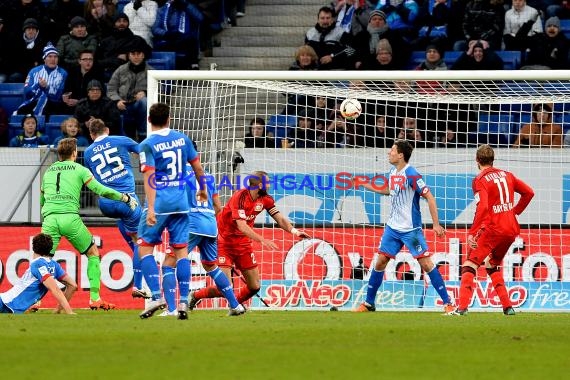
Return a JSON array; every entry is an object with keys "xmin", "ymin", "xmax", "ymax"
[
  {"xmin": 354, "ymin": 140, "xmax": 455, "ymax": 313},
  {"xmin": 84, "ymin": 119, "xmax": 148, "ymax": 300},
  {"xmin": 160, "ymin": 159, "xmax": 244, "ymax": 317},
  {"xmin": 0, "ymin": 233, "xmax": 77, "ymax": 314},
  {"xmin": 137, "ymin": 102, "xmax": 207, "ymax": 320}
]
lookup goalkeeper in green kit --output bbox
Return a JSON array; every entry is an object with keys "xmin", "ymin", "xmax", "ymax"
[{"xmin": 41, "ymin": 138, "xmax": 138, "ymax": 310}]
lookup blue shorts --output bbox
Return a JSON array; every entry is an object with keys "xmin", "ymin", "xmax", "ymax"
[
  {"xmin": 138, "ymin": 210, "xmax": 190, "ymax": 247},
  {"xmin": 188, "ymin": 234, "xmax": 217, "ymax": 264},
  {"xmin": 99, "ymin": 194, "xmax": 142, "ymax": 233},
  {"xmin": 0, "ymin": 297, "xmax": 12, "ymax": 313},
  {"xmin": 379, "ymin": 225, "xmax": 429, "ymax": 258}
]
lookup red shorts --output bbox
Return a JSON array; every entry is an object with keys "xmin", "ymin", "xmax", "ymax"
[
  {"xmin": 468, "ymin": 231, "xmax": 517, "ymax": 267},
  {"xmin": 217, "ymin": 237, "xmax": 258, "ymax": 271}
]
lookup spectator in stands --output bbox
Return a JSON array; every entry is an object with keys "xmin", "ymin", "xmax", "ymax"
[
  {"xmin": 74, "ymin": 79, "xmax": 122, "ymax": 139},
  {"xmin": 123, "ymin": 0, "xmax": 158, "ymax": 47},
  {"xmin": 2, "ymin": 0, "xmax": 49, "ymax": 41},
  {"xmin": 46, "ymin": 0, "xmax": 84, "ymax": 43},
  {"xmin": 365, "ymin": 114, "xmax": 396, "ymax": 148},
  {"xmin": 107, "ymin": 36, "xmax": 150, "ymax": 140},
  {"xmin": 334, "ymin": 0, "xmax": 361, "ymax": 33},
  {"xmin": 503, "ymin": 0, "xmax": 543, "ymax": 52},
  {"xmin": 96, "ymin": 13, "xmax": 138, "ymax": 80},
  {"xmin": 454, "ymin": 0, "xmax": 504, "ymax": 52},
  {"xmin": 16, "ymin": 43, "xmax": 67, "ymax": 117},
  {"xmin": 305, "ymin": 6, "xmax": 355, "ymax": 70},
  {"xmin": 345, "ymin": 119, "xmax": 367, "ymax": 147},
  {"xmin": 322, "ymin": 116, "xmax": 348, "ymax": 148},
  {"xmin": 51, "ymin": 116, "xmax": 89, "ymax": 147},
  {"xmin": 374, "ymin": 0, "xmax": 420, "ymax": 41},
  {"xmin": 9, "ymin": 114, "xmax": 50, "ymax": 147},
  {"xmin": 451, "ymin": 39, "xmax": 504, "ymax": 69},
  {"xmin": 56, "ymin": 16, "xmax": 98, "ymax": 70},
  {"xmin": 565, "ymin": 129, "xmax": 570, "ymax": 146},
  {"xmin": 414, "ymin": 0, "xmax": 451, "ymax": 51},
  {"xmin": 415, "ymin": 44, "xmax": 447, "ymax": 95},
  {"xmin": 84, "ymin": 0, "xmax": 116, "ymax": 40},
  {"xmin": 397, "ymin": 115, "xmax": 434, "ymax": 147},
  {"xmin": 524, "ymin": 16, "xmax": 569, "ymax": 68},
  {"xmin": 62, "ymin": 49, "xmax": 105, "ymax": 114},
  {"xmin": 436, "ymin": 127, "xmax": 464, "ymax": 147},
  {"xmin": 286, "ymin": 109, "xmax": 319, "ymax": 148},
  {"xmin": 353, "ymin": 9, "xmax": 410, "ymax": 69},
  {"xmin": 360, "ymin": 38, "xmax": 403, "ymax": 69},
  {"xmin": 152, "ymin": 0, "xmax": 204, "ymax": 70},
  {"xmin": 513, "ymin": 103, "xmax": 563, "ymax": 147},
  {"xmin": 546, "ymin": 0, "xmax": 570, "ymax": 20},
  {"xmin": 8, "ymin": 18, "xmax": 46, "ymax": 83},
  {"xmin": 290, "ymin": 45, "xmax": 319, "ymax": 70},
  {"xmin": 244, "ymin": 117, "xmax": 275, "ymax": 148}
]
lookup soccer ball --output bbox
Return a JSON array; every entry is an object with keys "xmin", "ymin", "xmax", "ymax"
[{"xmin": 339, "ymin": 98, "xmax": 362, "ymax": 120}]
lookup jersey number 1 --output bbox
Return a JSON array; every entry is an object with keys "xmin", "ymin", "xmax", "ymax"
[{"xmin": 493, "ymin": 177, "xmax": 510, "ymax": 204}]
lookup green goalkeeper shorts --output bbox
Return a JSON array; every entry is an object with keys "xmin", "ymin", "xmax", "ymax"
[{"xmin": 42, "ymin": 214, "xmax": 94, "ymax": 254}]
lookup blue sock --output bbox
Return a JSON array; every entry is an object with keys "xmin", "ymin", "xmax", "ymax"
[
  {"xmin": 162, "ymin": 266, "xmax": 177, "ymax": 312},
  {"xmin": 208, "ymin": 267, "xmax": 239, "ymax": 308},
  {"xmin": 427, "ymin": 267, "xmax": 451, "ymax": 304},
  {"xmin": 132, "ymin": 245, "xmax": 143, "ymax": 290},
  {"xmin": 365, "ymin": 269, "xmax": 384, "ymax": 306},
  {"xmin": 176, "ymin": 258, "xmax": 191, "ymax": 304},
  {"xmin": 140, "ymin": 255, "xmax": 161, "ymax": 300}
]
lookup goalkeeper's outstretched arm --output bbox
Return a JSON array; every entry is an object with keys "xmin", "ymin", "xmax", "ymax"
[{"xmin": 84, "ymin": 176, "xmax": 138, "ymax": 210}]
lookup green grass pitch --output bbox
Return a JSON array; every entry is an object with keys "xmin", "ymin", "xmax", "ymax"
[{"xmin": 1, "ymin": 310, "xmax": 568, "ymax": 380}]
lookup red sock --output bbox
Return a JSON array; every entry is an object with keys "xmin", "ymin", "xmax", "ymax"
[
  {"xmin": 488, "ymin": 269, "xmax": 512, "ymax": 309},
  {"xmin": 194, "ymin": 286, "xmax": 222, "ymax": 300},
  {"xmin": 236, "ymin": 287, "xmax": 256, "ymax": 303},
  {"xmin": 458, "ymin": 267, "xmax": 476, "ymax": 310}
]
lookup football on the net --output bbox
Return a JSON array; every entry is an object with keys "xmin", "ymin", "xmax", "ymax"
[{"xmin": 340, "ymin": 98, "xmax": 362, "ymax": 120}]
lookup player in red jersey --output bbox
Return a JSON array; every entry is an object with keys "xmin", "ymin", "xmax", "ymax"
[
  {"xmin": 452, "ymin": 145, "xmax": 534, "ymax": 316},
  {"xmin": 189, "ymin": 171, "xmax": 310, "ymax": 309}
]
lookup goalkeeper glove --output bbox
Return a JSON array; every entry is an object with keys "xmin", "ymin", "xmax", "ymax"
[{"xmin": 121, "ymin": 193, "xmax": 138, "ymax": 211}]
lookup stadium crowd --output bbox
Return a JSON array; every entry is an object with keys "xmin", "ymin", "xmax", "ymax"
[{"xmin": 1, "ymin": 0, "xmax": 570, "ymax": 147}]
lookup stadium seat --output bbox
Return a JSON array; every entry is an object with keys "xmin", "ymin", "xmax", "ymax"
[
  {"xmin": 44, "ymin": 115, "xmax": 70, "ymax": 142},
  {"xmin": 0, "ymin": 83, "xmax": 25, "ymax": 116},
  {"xmin": 8, "ymin": 114, "xmax": 46, "ymax": 140},
  {"xmin": 496, "ymin": 51, "xmax": 521, "ymax": 70},
  {"xmin": 266, "ymin": 114, "xmax": 297, "ymax": 147},
  {"xmin": 147, "ymin": 58, "xmax": 170, "ymax": 71},
  {"xmin": 407, "ymin": 50, "xmax": 520, "ymax": 70},
  {"xmin": 560, "ymin": 19, "xmax": 570, "ymax": 39},
  {"xmin": 477, "ymin": 113, "xmax": 514, "ymax": 146},
  {"xmin": 151, "ymin": 51, "xmax": 176, "ymax": 70}
]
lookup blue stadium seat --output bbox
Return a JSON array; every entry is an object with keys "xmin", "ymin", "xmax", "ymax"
[
  {"xmin": 8, "ymin": 114, "xmax": 46, "ymax": 140},
  {"xmin": 407, "ymin": 50, "xmax": 520, "ymax": 70},
  {"xmin": 45, "ymin": 115, "xmax": 71, "ymax": 142},
  {"xmin": 266, "ymin": 114, "xmax": 297, "ymax": 146},
  {"xmin": 478, "ymin": 113, "xmax": 514, "ymax": 146},
  {"xmin": 561, "ymin": 19, "xmax": 570, "ymax": 39},
  {"xmin": 151, "ymin": 51, "xmax": 176, "ymax": 70},
  {"xmin": 147, "ymin": 58, "xmax": 169, "ymax": 71},
  {"xmin": 0, "ymin": 83, "xmax": 25, "ymax": 116}
]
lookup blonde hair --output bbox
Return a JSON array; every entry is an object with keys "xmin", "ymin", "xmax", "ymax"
[
  {"xmin": 60, "ymin": 117, "xmax": 79, "ymax": 134},
  {"xmin": 295, "ymin": 45, "xmax": 318, "ymax": 63}
]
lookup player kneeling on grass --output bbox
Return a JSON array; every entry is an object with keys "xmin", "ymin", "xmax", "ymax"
[
  {"xmin": 354, "ymin": 140, "xmax": 455, "ymax": 313},
  {"xmin": 189, "ymin": 171, "xmax": 310, "ymax": 309},
  {"xmin": 0, "ymin": 233, "xmax": 77, "ymax": 314},
  {"xmin": 161, "ymin": 162, "xmax": 244, "ymax": 316},
  {"xmin": 451, "ymin": 145, "xmax": 534, "ymax": 316}
]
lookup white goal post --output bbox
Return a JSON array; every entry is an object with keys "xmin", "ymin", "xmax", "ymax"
[{"xmin": 147, "ymin": 70, "xmax": 570, "ymax": 312}]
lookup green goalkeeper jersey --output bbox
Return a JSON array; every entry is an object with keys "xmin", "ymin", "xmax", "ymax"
[{"xmin": 41, "ymin": 160, "xmax": 123, "ymax": 217}]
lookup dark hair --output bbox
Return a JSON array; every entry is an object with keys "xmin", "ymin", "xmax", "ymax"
[
  {"xmin": 318, "ymin": 6, "xmax": 335, "ymax": 17},
  {"xmin": 32, "ymin": 233, "xmax": 54, "ymax": 256},
  {"xmin": 250, "ymin": 117, "xmax": 265, "ymax": 126},
  {"xmin": 57, "ymin": 138, "xmax": 77, "ymax": 160},
  {"xmin": 394, "ymin": 139, "xmax": 414, "ymax": 162},
  {"xmin": 476, "ymin": 144, "xmax": 494, "ymax": 166},
  {"xmin": 248, "ymin": 170, "xmax": 268, "ymax": 187},
  {"xmin": 531, "ymin": 103, "xmax": 553, "ymax": 123},
  {"xmin": 149, "ymin": 103, "xmax": 170, "ymax": 127},
  {"xmin": 21, "ymin": 114, "xmax": 38, "ymax": 128}
]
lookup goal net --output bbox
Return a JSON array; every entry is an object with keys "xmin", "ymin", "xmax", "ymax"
[{"xmin": 148, "ymin": 70, "xmax": 570, "ymax": 312}]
